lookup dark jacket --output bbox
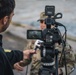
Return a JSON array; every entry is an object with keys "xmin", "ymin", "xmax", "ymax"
[{"xmin": 0, "ymin": 35, "xmax": 23, "ymax": 75}]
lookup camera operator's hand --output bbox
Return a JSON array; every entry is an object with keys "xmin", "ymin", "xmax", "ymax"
[
  {"xmin": 23, "ymin": 50, "xmax": 35, "ymax": 59},
  {"xmin": 18, "ymin": 50, "xmax": 35, "ymax": 67},
  {"xmin": 14, "ymin": 62, "xmax": 24, "ymax": 71}
]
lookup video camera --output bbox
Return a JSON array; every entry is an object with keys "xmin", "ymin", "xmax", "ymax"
[
  {"xmin": 27, "ymin": 5, "xmax": 62, "ymax": 46},
  {"xmin": 27, "ymin": 5, "xmax": 67, "ymax": 75}
]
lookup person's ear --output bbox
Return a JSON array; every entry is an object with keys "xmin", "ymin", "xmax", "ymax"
[{"xmin": 2, "ymin": 16, "xmax": 8, "ymax": 25}]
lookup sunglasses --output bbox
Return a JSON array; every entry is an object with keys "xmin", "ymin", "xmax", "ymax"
[{"xmin": 40, "ymin": 20, "xmax": 44, "ymax": 23}]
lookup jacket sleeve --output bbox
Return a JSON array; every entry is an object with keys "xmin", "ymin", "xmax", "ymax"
[
  {"xmin": 0, "ymin": 55, "xmax": 5, "ymax": 75},
  {"xmin": 4, "ymin": 49, "xmax": 23, "ymax": 67}
]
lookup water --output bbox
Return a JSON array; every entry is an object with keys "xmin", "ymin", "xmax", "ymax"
[{"xmin": 13, "ymin": 0, "xmax": 76, "ymax": 37}]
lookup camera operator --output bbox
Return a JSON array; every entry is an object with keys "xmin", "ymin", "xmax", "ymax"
[{"xmin": 0, "ymin": 0, "xmax": 35, "ymax": 75}]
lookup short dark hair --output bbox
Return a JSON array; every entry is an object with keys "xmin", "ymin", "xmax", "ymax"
[{"xmin": 0, "ymin": 0, "xmax": 15, "ymax": 19}]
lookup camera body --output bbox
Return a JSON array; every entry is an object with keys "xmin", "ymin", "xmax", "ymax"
[{"xmin": 27, "ymin": 5, "xmax": 62, "ymax": 46}]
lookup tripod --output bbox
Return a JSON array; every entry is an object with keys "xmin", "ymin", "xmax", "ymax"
[{"xmin": 38, "ymin": 49, "xmax": 60, "ymax": 75}]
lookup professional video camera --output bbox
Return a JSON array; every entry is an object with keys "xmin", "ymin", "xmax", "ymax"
[{"xmin": 27, "ymin": 5, "xmax": 67, "ymax": 75}]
